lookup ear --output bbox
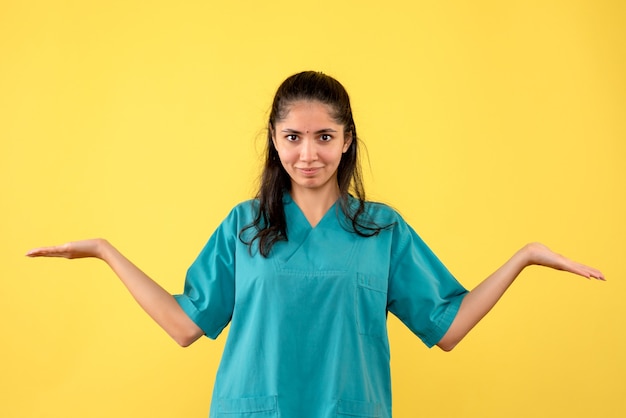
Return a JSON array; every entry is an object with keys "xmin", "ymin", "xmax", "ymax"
[{"xmin": 342, "ymin": 129, "xmax": 353, "ymax": 153}]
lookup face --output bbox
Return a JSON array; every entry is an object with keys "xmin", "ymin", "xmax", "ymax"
[{"xmin": 272, "ymin": 100, "xmax": 352, "ymax": 198}]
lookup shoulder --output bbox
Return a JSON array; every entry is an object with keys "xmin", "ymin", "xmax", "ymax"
[
  {"xmin": 231, "ymin": 199, "xmax": 259, "ymax": 215},
  {"xmin": 359, "ymin": 198, "xmax": 405, "ymax": 226},
  {"xmin": 217, "ymin": 199, "xmax": 260, "ymax": 229}
]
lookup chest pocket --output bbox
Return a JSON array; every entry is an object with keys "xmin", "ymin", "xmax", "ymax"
[
  {"xmin": 216, "ymin": 396, "xmax": 277, "ymax": 417},
  {"xmin": 356, "ymin": 273, "xmax": 388, "ymax": 339}
]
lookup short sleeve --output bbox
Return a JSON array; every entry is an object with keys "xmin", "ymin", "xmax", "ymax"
[
  {"xmin": 387, "ymin": 217, "xmax": 468, "ymax": 348},
  {"xmin": 174, "ymin": 209, "xmax": 238, "ymax": 339}
]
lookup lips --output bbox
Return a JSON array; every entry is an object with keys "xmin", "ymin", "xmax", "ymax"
[{"xmin": 297, "ymin": 167, "xmax": 322, "ymax": 176}]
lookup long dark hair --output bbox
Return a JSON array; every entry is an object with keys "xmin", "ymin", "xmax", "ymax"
[{"xmin": 240, "ymin": 71, "xmax": 386, "ymax": 257}]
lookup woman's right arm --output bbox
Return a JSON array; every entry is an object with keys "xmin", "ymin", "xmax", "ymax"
[{"xmin": 27, "ymin": 238, "xmax": 204, "ymax": 347}]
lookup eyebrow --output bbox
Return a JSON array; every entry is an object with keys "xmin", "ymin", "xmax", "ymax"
[{"xmin": 280, "ymin": 128, "xmax": 338, "ymax": 134}]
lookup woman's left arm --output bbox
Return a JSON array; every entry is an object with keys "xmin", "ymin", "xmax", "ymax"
[{"xmin": 436, "ymin": 242, "xmax": 604, "ymax": 351}]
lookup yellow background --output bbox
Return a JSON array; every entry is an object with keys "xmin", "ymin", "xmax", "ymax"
[{"xmin": 1, "ymin": 1, "xmax": 624, "ymax": 417}]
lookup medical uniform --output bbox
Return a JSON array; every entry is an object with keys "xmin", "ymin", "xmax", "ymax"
[{"xmin": 175, "ymin": 194, "xmax": 468, "ymax": 418}]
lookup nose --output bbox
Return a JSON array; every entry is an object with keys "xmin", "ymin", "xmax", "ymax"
[{"xmin": 299, "ymin": 139, "xmax": 318, "ymax": 162}]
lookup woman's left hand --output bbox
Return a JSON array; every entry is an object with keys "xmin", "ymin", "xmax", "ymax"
[{"xmin": 521, "ymin": 242, "xmax": 605, "ymax": 280}]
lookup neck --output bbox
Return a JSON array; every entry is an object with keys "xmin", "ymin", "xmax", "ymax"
[{"xmin": 290, "ymin": 185, "xmax": 340, "ymax": 228}]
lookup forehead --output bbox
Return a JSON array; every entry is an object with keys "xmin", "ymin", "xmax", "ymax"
[{"xmin": 277, "ymin": 100, "xmax": 338, "ymax": 125}]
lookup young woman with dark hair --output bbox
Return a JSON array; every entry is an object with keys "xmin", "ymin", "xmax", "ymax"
[{"xmin": 27, "ymin": 71, "xmax": 604, "ymax": 418}]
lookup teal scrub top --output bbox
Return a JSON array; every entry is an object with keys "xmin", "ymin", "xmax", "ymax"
[{"xmin": 175, "ymin": 195, "xmax": 468, "ymax": 418}]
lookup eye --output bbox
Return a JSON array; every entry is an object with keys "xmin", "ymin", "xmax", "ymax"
[
  {"xmin": 286, "ymin": 134, "xmax": 298, "ymax": 141},
  {"xmin": 320, "ymin": 134, "xmax": 332, "ymax": 142}
]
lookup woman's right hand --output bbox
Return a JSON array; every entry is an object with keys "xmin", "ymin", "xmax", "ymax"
[
  {"xmin": 26, "ymin": 239, "xmax": 107, "ymax": 259},
  {"xmin": 26, "ymin": 237, "xmax": 203, "ymax": 346}
]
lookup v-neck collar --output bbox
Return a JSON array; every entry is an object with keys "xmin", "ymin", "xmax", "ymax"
[
  {"xmin": 276, "ymin": 193, "xmax": 360, "ymax": 270},
  {"xmin": 283, "ymin": 192, "xmax": 340, "ymax": 230}
]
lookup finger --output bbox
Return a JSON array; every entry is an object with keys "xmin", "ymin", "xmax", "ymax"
[
  {"xmin": 588, "ymin": 268, "xmax": 606, "ymax": 281},
  {"xmin": 574, "ymin": 262, "xmax": 605, "ymax": 281},
  {"xmin": 26, "ymin": 246, "xmax": 67, "ymax": 257},
  {"xmin": 26, "ymin": 247, "xmax": 49, "ymax": 256},
  {"xmin": 567, "ymin": 261, "xmax": 605, "ymax": 281}
]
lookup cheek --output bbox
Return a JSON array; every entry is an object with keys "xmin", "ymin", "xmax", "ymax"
[
  {"xmin": 327, "ymin": 147, "xmax": 346, "ymax": 163},
  {"xmin": 276, "ymin": 147, "xmax": 296, "ymax": 164}
]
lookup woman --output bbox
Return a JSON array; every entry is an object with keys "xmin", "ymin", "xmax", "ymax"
[{"xmin": 27, "ymin": 71, "xmax": 604, "ymax": 418}]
